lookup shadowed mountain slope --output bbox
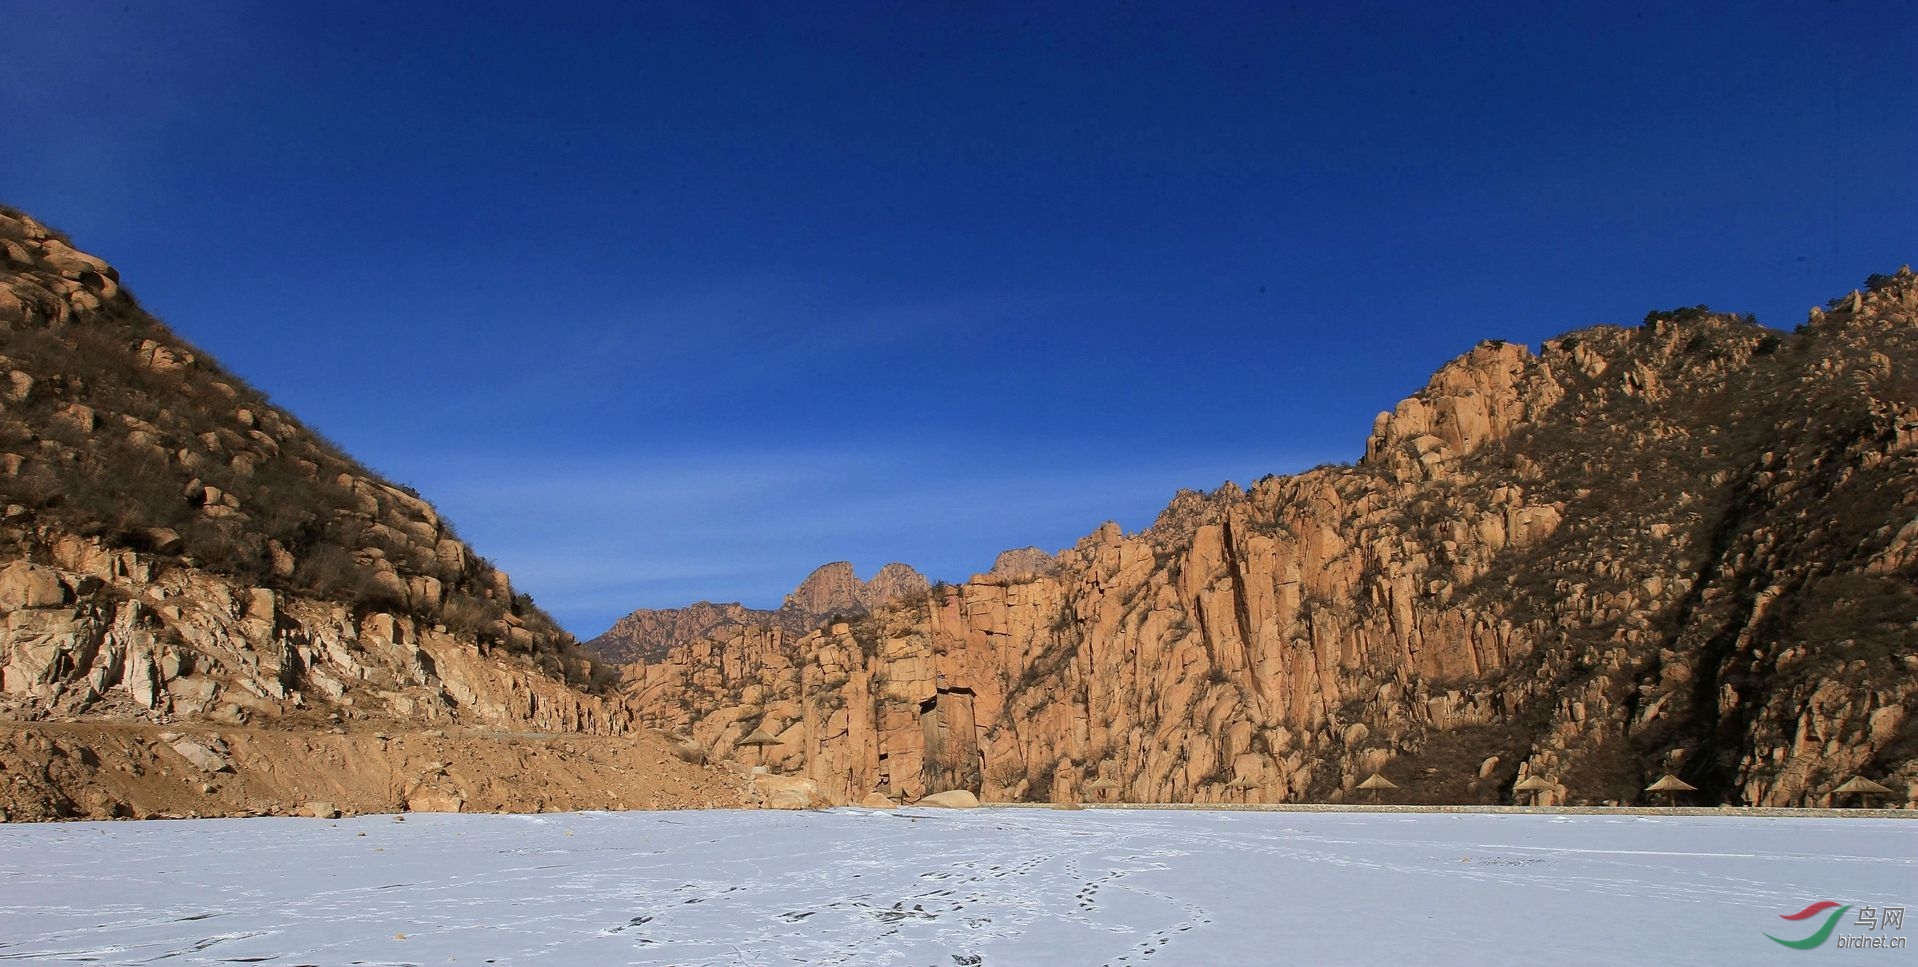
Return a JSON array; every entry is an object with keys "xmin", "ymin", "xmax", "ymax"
[{"xmin": 0, "ymin": 206, "xmax": 744, "ymax": 819}]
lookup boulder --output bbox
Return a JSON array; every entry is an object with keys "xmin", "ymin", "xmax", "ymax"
[
  {"xmin": 405, "ymin": 790, "xmax": 465, "ymax": 813},
  {"xmin": 754, "ymin": 774, "xmax": 823, "ymax": 810},
  {"xmin": 3, "ymin": 370, "xmax": 29, "ymax": 403},
  {"xmin": 169, "ymin": 738, "xmax": 234, "ymax": 773},
  {"xmin": 766, "ymin": 787, "xmax": 815, "ymax": 810},
  {"xmin": 858, "ymin": 791, "xmax": 898, "ymax": 809},
  {"xmin": 916, "ymin": 789, "xmax": 980, "ymax": 809},
  {"xmin": 141, "ymin": 528, "xmax": 185, "ymax": 555},
  {"xmin": 0, "ymin": 561, "xmax": 67, "ymax": 610}
]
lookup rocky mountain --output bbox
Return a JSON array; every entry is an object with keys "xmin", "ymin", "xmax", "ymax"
[
  {"xmin": 0, "ymin": 206, "xmax": 740, "ymax": 819},
  {"xmin": 978, "ymin": 547, "xmax": 1061, "ymax": 583},
  {"xmin": 784, "ymin": 561, "xmax": 928, "ymax": 616},
  {"xmin": 586, "ymin": 560, "xmax": 928, "ymax": 664},
  {"xmin": 625, "ymin": 272, "xmax": 1918, "ymax": 810},
  {"xmin": 589, "ymin": 601, "xmax": 788, "ymax": 665}
]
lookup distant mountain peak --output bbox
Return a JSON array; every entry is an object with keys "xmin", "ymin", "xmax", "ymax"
[
  {"xmin": 784, "ymin": 561, "xmax": 928, "ymax": 615},
  {"xmin": 587, "ymin": 560, "xmax": 929, "ymax": 664}
]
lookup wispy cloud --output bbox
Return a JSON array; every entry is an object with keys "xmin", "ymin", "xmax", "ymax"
[
  {"xmin": 509, "ymin": 283, "xmax": 1052, "ymax": 416},
  {"xmin": 394, "ymin": 440, "xmax": 1332, "ymax": 637},
  {"xmin": 1, "ymin": 4, "xmax": 253, "ymax": 233}
]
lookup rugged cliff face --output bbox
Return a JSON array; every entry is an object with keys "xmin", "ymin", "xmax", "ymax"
[
  {"xmin": 626, "ymin": 273, "xmax": 1918, "ymax": 810},
  {"xmin": 0, "ymin": 206, "xmax": 739, "ymax": 818},
  {"xmin": 587, "ymin": 560, "xmax": 928, "ymax": 664}
]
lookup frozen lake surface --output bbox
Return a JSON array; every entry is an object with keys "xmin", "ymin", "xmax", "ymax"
[{"xmin": 1, "ymin": 808, "xmax": 1911, "ymax": 965}]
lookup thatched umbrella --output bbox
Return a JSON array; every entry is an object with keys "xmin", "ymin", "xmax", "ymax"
[
  {"xmin": 1355, "ymin": 773, "xmax": 1398, "ymax": 803},
  {"xmin": 1083, "ymin": 777, "xmax": 1121, "ymax": 802},
  {"xmin": 735, "ymin": 728, "xmax": 782, "ymax": 773},
  {"xmin": 1645, "ymin": 774, "xmax": 1697, "ymax": 807},
  {"xmin": 1833, "ymin": 776, "xmax": 1894, "ymax": 808},
  {"xmin": 1513, "ymin": 774, "xmax": 1555, "ymax": 807}
]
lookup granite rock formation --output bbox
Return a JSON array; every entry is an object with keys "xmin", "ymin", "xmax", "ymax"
[
  {"xmin": 784, "ymin": 561, "xmax": 929, "ymax": 616},
  {"xmin": 626, "ymin": 272, "xmax": 1918, "ymax": 810},
  {"xmin": 977, "ymin": 547, "xmax": 1061, "ymax": 584}
]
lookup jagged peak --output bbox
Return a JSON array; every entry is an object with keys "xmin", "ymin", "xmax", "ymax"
[
  {"xmin": 1805, "ymin": 266, "xmax": 1918, "ymax": 331},
  {"xmin": 781, "ymin": 560, "xmax": 926, "ymax": 616},
  {"xmin": 1144, "ymin": 482, "xmax": 1249, "ymax": 545},
  {"xmin": 974, "ymin": 546, "xmax": 1062, "ymax": 584},
  {"xmin": 1362, "ymin": 338, "xmax": 1543, "ymax": 474}
]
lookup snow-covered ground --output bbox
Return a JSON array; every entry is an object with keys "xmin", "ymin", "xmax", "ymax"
[{"xmin": 1, "ymin": 808, "xmax": 1911, "ymax": 965}]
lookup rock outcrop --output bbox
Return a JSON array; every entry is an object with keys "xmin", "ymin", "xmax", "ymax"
[
  {"xmin": 0, "ymin": 205, "xmax": 742, "ymax": 818},
  {"xmin": 783, "ymin": 561, "xmax": 929, "ymax": 616},
  {"xmin": 587, "ymin": 560, "xmax": 928, "ymax": 664},
  {"xmin": 977, "ymin": 547, "xmax": 1061, "ymax": 584},
  {"xmin": 627, "ymin": 272, "xmax": 1918, "ymax": 810}
]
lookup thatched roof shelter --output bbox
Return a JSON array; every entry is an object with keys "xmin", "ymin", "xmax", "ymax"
[
  {"xmin": 1834, "ymin": 776, "xmax": 1894, "ymax": 801},
  {"xmin": 1513, "ymin": 774, "xmax": 1554, "ymax": 806},
  {"xmin": 736, "ymin": 728, "xmax": 782, "ymax": 747},
  {"xmin": 1645, "ymin": 773, "xmax": 1697, "ymax": 806},
  {"xmin": 735, "ymin": 728, "xmax": 784, "ymax": 772},
  {"xmin": 1355, "ymin": 772, "xmax": 1397, "ymax": 803}
]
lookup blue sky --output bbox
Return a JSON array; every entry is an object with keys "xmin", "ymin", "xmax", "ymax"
[{"xmin": 4, "ymin": 2, "xmax": 1913, "ymax": 636}]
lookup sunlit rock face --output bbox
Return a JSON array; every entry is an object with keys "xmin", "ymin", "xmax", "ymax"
[{"xmin": 628, "ymin": 272, "xmax": 1918, "ymax": 810}]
